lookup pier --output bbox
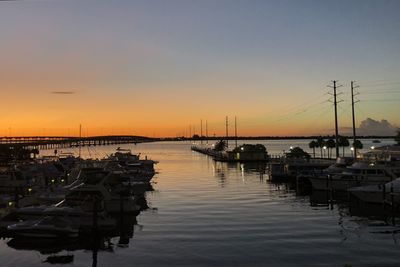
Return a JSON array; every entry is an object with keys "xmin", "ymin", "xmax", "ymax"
[{"xmin": 191, "ymin": 145, "xmax": 270, "ymax": 162}]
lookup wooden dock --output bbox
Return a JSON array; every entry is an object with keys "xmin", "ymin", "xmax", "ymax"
[{"xmin": 191, "ymin": 145, "xmax": 270, "ymax": 162}]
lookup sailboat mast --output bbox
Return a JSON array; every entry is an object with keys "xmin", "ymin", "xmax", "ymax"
[
  {"xmin": 235, "ymin": 116, "xmax": 238, "ymax": 148},
  {"xmin": 225, "ymin": 116, "xmax": 229, "ymax": 149},
  {"xmin": 200, "ymin": 119, "xmax": 203, "ymax": 145},
  {"xmin": 79, "ymin": 124, "xmax": 82, "ymax": 158}
]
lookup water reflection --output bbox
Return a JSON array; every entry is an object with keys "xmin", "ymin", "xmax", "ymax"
[
  {"xmin": 3, "ymin": 194, "xmax": 150, "ymax": 266},
  {"xmin": 212, "ymin": 161, "xmax": 267, "ymax": 187},
  {"xmin": 212, "ymin": 158, "xmax": 400, "ymax": 244}
]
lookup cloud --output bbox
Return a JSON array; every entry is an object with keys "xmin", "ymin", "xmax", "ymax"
[
  {"xmin": 336, "ymin": 118, "xmax": 397, "ymax": 136},
  {"xmin": 51, "ymin": 91, "xmax": 75, "ymax": 95},
  {"xmin": 357, "ymin": 118, "xmax": 397, "ymax": 136}
]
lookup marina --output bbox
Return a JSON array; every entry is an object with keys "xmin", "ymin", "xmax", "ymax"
[{"xmin": 1, "ymin": 140, "xmax": 400, "ymax": 266}]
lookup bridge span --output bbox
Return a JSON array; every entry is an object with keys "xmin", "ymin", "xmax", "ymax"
[{"xmin": 0, "ymin": 135, "xmax": 155, "ymax": 150}]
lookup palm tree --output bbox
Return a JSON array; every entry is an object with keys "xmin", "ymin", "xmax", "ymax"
[
  {"xmin": 308, "ymin": 140, "xmax": 317, "ymax": 158},
  {"xmin": 352, "ymin": 139, "xmax": 363, "ymax": 158},
  {"xmin": 316, "ymin": 136, "xmax": 325, "ymax": 158},
  {"xmin": 353, "ymin": 140, "xmax": 363, "ymax": 150},
  {"xmin": 326, "ymin": 139, "xmax": 336, "ymax": 159},
  {"xmin": 286, "ymin": 147, "xmax": 311, "ymax": 159},
  {"xmin": 338, "ymin": 136, "xmax": 350, "ymax": 156}
]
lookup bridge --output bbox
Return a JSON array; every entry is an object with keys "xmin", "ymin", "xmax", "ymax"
[{"xmin": 0, "ymin": 135, "xmax": 156, "ymax": 150}]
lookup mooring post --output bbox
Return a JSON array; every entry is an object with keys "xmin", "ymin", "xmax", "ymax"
[
  {"xmin": 92, "ymin": 196, "xmax": 99, "ymax": 235},
  {"xmin": 391, "ymin": 184, "xmax": 395, "ymax": 225}
]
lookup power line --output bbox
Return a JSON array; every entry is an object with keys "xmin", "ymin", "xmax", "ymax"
[{"xmin": 360, "ymin": 81, "xmax": 400, "ymax": 87}]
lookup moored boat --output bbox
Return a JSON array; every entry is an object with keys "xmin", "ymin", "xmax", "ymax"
[
  {"xmin": 7, "ymin": 216, "xmax": 79, "ymax": 239},
  {"xmin": 349, "ymin": 177, "xmax": 400, "ymax": 204},
  {"xmin": 309, "ymin": 161, "xmax": 398, "ymax": 191}
]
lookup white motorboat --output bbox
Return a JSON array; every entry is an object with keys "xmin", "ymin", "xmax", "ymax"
[
  {"xmin": 103, "ymin": 148, "xmax": 157, "ymax": 183},
  {"xmin": 309, "ymin": 161, "xmax": 398, "ymax": 191},
  {"xmin": 7, "ymin": 216, "xmax": 79, "ymax": 238},
  {"xmin": 64, "ymin": 169, "xmax": 140, "ymax": 214},
  {"xmin": 297, "ymin": 157, "xmax": 354, "ymax": 184},
  {"xmin": 349, "ymin": 177, "xmax": 400, "ymax": 204},
  {"xmin": 8, "ymin": 199, "xmax": 116, "ymax": 231}
]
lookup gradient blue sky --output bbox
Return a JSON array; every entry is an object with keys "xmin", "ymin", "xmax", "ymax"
[{"xmin": 1, "ymin": 0, "xmax": 399, "ymax": 136}]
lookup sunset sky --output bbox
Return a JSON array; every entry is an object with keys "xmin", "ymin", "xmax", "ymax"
[{"xmin": 1, "ymin": 0, "xmax": 399, "ymax": 137}]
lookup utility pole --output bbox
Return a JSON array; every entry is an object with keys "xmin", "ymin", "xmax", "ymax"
[
  {"xmin": 225, "ymin": 116, "xmax": 229, "ymax": 149},
  {"xmin": 235, "ymin": 116, "xmax": 238, "ymax": 148},
  {"xmin": 351, "ymin": 81, "xmax": 359, "ymax": 159},
  {"xmin": 328, "ymin": 80, "xmax": 342, "ymax": 158},
  {"xmin": 189, "ymin": 124, "xmax": 191, "ymax": 140}
]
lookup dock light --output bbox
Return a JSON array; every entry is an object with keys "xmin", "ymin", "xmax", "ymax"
[
  {"xmin": 8, "ymin": 201, "xmax": 13, "ymax": 206},
  {"xmin": 241, "ymin": 147, "xmax": 244, "ymax": 151},
  {"xmin": 61, "ymin": 179, "xmax": 65, "ymax": 183},
  {"xmin": 371, "ymin": 146, "xmax": 375, "ymax": 150},
  {"xmin": 290, "ymin": 146, "xmax": 293, "ymax": 150},
  {"xmin": 51, "ymin": 179, "xmax": 55, "ymax": 183},
  {"xmin": 28, "ymin": 188, "xmax": 32, "ymax": 192}
]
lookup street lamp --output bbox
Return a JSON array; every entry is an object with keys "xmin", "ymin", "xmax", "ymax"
[{"xmin": 323, "ymin": 146, "xmax": 327, "ymax": 158}]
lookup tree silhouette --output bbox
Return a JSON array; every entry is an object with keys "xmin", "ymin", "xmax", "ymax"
[
  {"xmin": 316, "ymin": 137, "xmax": 325, "ymax": 158},
  {"xmin": 308, "ymin": 140, "xmax": 317, "ymax": 158},
  {"xmin": 353, "ymin": 140, "xmax": 363, "ymax": 149},
  {"xmin": 338, "ymin": 136, "xmax": 350, "ymax": 156},
  {"xmin": 286, "ymin": 147, "xmax": 310, "ymax": 159},
  {"xmin": 326, "ymin": 139, "xmax": 336, "ymax": 159}
]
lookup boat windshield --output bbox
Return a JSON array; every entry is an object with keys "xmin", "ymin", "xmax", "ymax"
[
  {"xmin": 81, "ymin": 171, "xmax": 109, "ymax": 185},
  {"xmin": 345, "ymin": 169, "xmax": 362, "ymax": 175}
]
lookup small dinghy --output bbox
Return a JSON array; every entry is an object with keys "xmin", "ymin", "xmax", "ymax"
[{"xmin": 44, "ymin": 255, "xmax": 74, "ymax": 264}]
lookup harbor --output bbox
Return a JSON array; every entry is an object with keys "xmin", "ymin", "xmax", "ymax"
[
  {"xmin": 2, "ymin": 140, "xmax": 400, "ymax": 266},
  {"xmin": 0, "ymin": 145, "xmax": 157, "ymax": 266}
]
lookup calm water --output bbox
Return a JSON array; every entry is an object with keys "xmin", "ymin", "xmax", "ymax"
[{"xmin": 1, "ymin": 139, "xmax": 399, "ymax": 267}]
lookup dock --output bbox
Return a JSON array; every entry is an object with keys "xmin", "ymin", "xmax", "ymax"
[{"xmin": 191, "ymin": 145, "xmax": 270, "ymax": 162}]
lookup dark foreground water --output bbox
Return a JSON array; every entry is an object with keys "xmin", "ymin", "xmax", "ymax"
[{"xmin": 1, "ymin": 140, "xmax": 399, "ymax": 267}]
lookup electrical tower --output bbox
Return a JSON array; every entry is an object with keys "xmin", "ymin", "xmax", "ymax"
[{"xmin": 327, "ymin": 80, "xmax": 343, "ymax": 158}]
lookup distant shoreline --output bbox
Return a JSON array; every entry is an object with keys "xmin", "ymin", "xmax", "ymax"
[{"xmin": 159, "ymin": 136, "xmax": 395, "ymax": 141}]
